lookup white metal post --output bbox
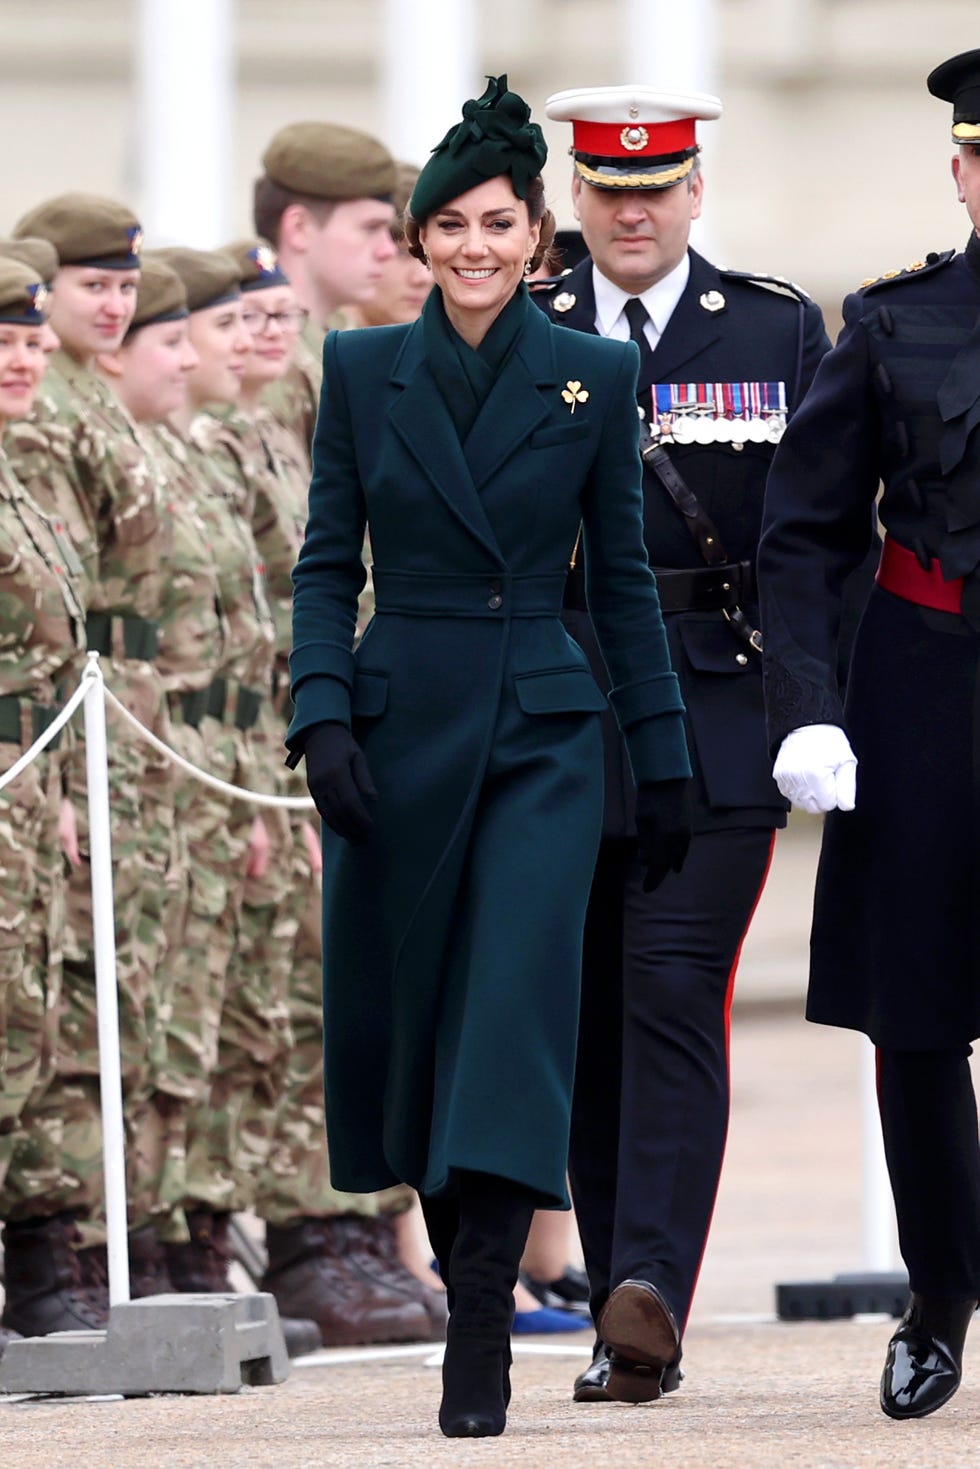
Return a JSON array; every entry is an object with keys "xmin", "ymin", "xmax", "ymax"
[
  {"xmin": 136, "ymin": 0, "xmax": 235, "ymax": 246},
  {"xmin": 860, "ymin": 1037, "xmax": 897, "ymax": 1270},
  {"xmin": 82, "ymin": 654, "xmax": 130, "ymax": 1307},
  {"xmin": 382, "ymin": 0, "xmax": 478, "ymax": 167}
]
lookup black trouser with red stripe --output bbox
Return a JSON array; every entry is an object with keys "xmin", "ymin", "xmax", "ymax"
[
  {"xmin": 569, "ymin": 827, "xmax": 774, "ymax": 1334},
  {"xmin": 877, "ymin": 1046, "xmax": 980, "ymax": 1297}
]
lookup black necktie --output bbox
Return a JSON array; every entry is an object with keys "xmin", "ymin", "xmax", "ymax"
[{"xmin": 623, "ymin": 296, "xmax": 655, "ymax": 378}]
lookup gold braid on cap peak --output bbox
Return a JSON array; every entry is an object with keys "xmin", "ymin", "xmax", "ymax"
[
  {"xmin": 573, "ymin": 155, "xmax": 696, "ymax": 190},
  {"xmin": 952, "ymin": 121, "xmax": 980, "ymax": 141}
]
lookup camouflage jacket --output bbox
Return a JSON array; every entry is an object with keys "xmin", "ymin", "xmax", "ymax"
[
  {"xmin": 7, "ymin": 351, "xmax": 159, "ymax": 622},
  {"xmin": 0, "ymin": 453, "xmax": 86, "ymax": 703},
  {"xmin": 142, "ymin": 427, "xmax": 228, "ymax": 696}
]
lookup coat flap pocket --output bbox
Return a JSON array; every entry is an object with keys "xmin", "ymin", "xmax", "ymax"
[
  {"xmin": 351, "ymin": 669, "xmax": 388, "ymax": 718},
  {"xmin": 515, "ymin": 667, "xmax": 607, "ymax": 715},
  {"xmin": 530, "ymin": 420, "xmax": 592, "ymax": 450},
  {"xmin": 678, "ymin": 617, "xmax": 758, "ymax": 675}
]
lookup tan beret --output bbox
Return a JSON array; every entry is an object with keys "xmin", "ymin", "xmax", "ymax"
[
  {"xmin": 0, "ymin": 237, "xmax": 59, "ymax": 285},
  {"xmin": 391, "ymin": 162, "xmax": 421, "ymax": 239},
  {"xmin": 261, "ymin": 122, "xmax": 397, "ymax": 201},
  {"xmin": 220, "ymin": 237, "xmax": 290, "ymax": 292},
  {"xmin": 149, "ymin": 247, "xmax": 241, "ymax": 314},
  {"xmin": 0, "ymin": 258, "xmax": 48, "ymax": 324},
  {"xmin": 127, "ymin": 258, "xmax": 188, "ymax": 334},
  {"xmin": 13, "ymin": 193, "xmax": 142, "ymax": 269}
]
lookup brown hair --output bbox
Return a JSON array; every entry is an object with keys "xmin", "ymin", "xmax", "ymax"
[
  {"xmin": 252, "ymin": 175, "xmax": 335, "ymax": 249},
  {"xmin": 404, "ymin": 174, "xmax": 558, "ymax": 274}
]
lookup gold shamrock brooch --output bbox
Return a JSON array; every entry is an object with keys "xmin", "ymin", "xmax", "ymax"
[{"xmin": 561, "ymin": 380, "xmax": 589, "ymax": 414}]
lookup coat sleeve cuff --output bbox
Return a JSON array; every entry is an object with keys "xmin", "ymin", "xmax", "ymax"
[
  {"xmin": 609, "ymin": 671, "xmax": 686, "ymax": 728},
  {"xmin": 289, "ymin": 638, "xmax": 356, "ymax": 691},
  {"xmin": 286, "ymin": 675, "xmax": 352, "ymax": 750}
]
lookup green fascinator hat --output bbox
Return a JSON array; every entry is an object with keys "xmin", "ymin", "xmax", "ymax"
[{"xmin": 409, "ymin": 75, "xmax": 548, "ymax": 220}]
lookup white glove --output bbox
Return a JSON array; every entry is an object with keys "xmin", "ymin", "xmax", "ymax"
[{"xmin": 773, "ymin": 724, "xmax": 858, "ymax": 815}]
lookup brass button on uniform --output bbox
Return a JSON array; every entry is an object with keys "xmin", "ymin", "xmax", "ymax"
[{"xmin": 735, "ymin": 653, "xmax": 748, "ymax": 666}]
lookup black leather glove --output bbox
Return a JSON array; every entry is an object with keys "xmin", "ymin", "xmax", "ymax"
[
  {"xmin": 301, "ymin": 720, "xmax": 377, "ymax": 845},
  {"xmin": 635, "ymin": 778, "xmax": 692, "ymax": 893}
]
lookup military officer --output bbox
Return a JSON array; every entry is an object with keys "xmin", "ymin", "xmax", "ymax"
[
  {"xmin": 758, "ymin": 48, "xmax": 980, "ymax": 1421},
  {"xmin": 535, "ymin": 87, "xmax": 831, "ymax": 1403}
]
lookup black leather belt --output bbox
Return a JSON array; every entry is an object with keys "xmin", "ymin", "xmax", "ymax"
[
  {"xmin": 207, "ymin": 676, "xmax": 263, "ymax": 731},
  {"xmin": 0, "ymin": 695, "xmax": 62, "ymax": 749},
  {"xmin": 86, "ymin": 612, "xmax": 159, "ymax": 662},
  {"xmin": 563, "ymin": 560, "xmax": 756, "ymax": 615}
]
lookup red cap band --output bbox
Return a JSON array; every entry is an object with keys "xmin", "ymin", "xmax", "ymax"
[{"xmin": 572, "ymin": 118, "xmax": 697, "ymax": 158}]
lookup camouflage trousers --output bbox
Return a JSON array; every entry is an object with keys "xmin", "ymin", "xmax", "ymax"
[
  {"xmin": 150, "ymin": 709, "xmax": 250, "ymax": 1232},
  {"xmin": 0, "ymin": 662, "xmax": 174, "ymax": 1239},
  {"xmin": 252, "ymin": 800, "xmax": 412, "ymax": 1225},
  {"xmin": 185, "ymin": 708, "xmax": 298, "ymax": 1214},
  {"xmin": 0, "ymin": 742, "xmax": 64, "ymax": 1214}
]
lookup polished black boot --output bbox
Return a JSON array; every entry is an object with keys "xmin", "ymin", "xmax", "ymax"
[
  {"xmin": 880, "ymin": 1293, "xmax": 977, "ymax": 1419},
  {"xmin": 437, "ymin": 1172, "xmax": 534, "ymax": 1439}
]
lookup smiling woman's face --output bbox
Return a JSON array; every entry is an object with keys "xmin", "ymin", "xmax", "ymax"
[{"xmin": 418, "ymin": 176, "xmax": 540, "ymax": 335}]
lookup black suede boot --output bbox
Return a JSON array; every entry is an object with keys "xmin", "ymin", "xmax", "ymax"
[
  {"xmin": 437, "ymin": 1171, "xmax": 535, "ymax": 1439},
  {"xmin": 419, "ymin": 1191, "xmax": 460, "ymax": 1315}
]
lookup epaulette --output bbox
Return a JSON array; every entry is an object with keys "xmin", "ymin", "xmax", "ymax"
[
  {"xmin": 718, "ymin": 267, "xmax": 812, "ymax": 303},
  {"xmin": 526, "ymin": 267, "xmax": 575, "ymax": 295},
  {"xmin": 858, "ymin": 249, "xmax": 955, "ymax": 292}
]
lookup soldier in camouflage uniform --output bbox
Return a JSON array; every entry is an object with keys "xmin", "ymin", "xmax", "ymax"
[
  {"xmin": 0, "ymin": 196, "xmax": 172, "ymax": 1331},
  {"xmin": 0, "ymin": 257, "xmax": 105, "ymax": 1343},
  {"xmin": 132, "ymin": 247, "xmax": 317, "ymax": 1358}
]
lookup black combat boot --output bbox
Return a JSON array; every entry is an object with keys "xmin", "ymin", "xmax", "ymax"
[{"xmin": 2, "ymin": 1212, "xmax": 109, "ymax": 1335}]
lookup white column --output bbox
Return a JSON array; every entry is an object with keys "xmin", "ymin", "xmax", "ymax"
[
  {"xmin": 136, "ymin": 0, "xmax": 235, "ymax": 247},
  {"xmin": 382, "ymin": 0, "xmax": 478, "ymax": 167},
  {"xmin": 621, "ymin": 0, "xmax": 720, "ymax": 253},
  {"xmin": 622, "ymin": 0, "xmax": 718, "ymax": 94}
]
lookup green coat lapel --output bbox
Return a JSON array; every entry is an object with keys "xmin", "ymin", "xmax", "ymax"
[
  {"xmin": 388, "ymin": 320, "xmax": 503, "ymax": 563},
  {"xmin": 464, "ymin": 304, "xmax": 558, "ymax": 490}
]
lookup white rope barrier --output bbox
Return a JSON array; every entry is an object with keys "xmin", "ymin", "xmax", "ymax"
[{"xmin": 102, "ymin": 687, "xmax": 315, "ymax": 811}]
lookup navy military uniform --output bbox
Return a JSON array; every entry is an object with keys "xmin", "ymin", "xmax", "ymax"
[
  {"xmin": 758, "ymin": 47, "xmax": 980, "ymax": 1423},
  {"xmin": 536, "ymin": 85, "xmax": 831, "ymax": 1393}
]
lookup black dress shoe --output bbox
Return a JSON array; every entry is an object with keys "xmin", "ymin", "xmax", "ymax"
[
  {"xmin": 573, "ymin": 1339, "xmax": 685, "ymax": 1404},
  {"xmin": 598, "ymin": 1280, "xmax": 681, "ymax": 1404},
  {"xmin": 880, "ymin": 1293, "xmax": 977, "ymax": 1420}
]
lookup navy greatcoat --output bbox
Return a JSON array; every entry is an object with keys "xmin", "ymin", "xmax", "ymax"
[
  {"xmin": 288, "ymin": 295, "xmax": 691, "ymax": 1206},
  {"xmin": 759, "ymin": 234, "xmax": 980, "ymax": 1049}
]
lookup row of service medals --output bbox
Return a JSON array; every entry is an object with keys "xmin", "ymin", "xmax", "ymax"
[{"xmin": 649, "ymin": 381, "xmax": 788, "ymax": 446}]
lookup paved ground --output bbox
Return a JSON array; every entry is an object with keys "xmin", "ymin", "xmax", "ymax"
[{"xmin": 7, "ymin": 819, "xmax": 976, "ymax": 1467}]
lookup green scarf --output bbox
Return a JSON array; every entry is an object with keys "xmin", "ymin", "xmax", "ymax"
[{"xmin": 422, "ymin": 282, "xmax": 529, "ymax": 447}]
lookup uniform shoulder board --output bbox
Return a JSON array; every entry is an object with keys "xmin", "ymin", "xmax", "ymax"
[
  {"xmin": 527, "ymin": 268, "xmax": 575, "ymax": 295},
  {"xmin": 858, "ymin": 249, "xmax": 956, "ymax": 292},
  {"xmin": 718, "ymin": 267, "xmax": 812, "ymax": 303}
]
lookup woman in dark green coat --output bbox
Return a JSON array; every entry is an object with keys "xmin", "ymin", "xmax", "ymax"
[{"xmin": 287, "ymin": 78, "xmax": 691, "ymax": 1437}]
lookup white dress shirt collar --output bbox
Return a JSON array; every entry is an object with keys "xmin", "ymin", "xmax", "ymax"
[{"xmin": 591, "ymin": 252, "xmax": 691, "ymax": 346}]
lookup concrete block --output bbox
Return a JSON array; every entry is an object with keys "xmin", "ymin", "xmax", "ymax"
[
  {"xmin": 775, "ymin": 1271, "xmax": 909, "ymax": 1321},
  {"xmin": 0, "ymin": 1292, "xmax": 290, "ymax": 1396}
]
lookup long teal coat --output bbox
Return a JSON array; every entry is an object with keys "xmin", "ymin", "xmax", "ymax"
[{"xmin": 289, "ymin": 297, "xmax": 690, "ymax": 1206}]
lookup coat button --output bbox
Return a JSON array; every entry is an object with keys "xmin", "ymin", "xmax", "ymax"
[
  {"xmin": 488, "ymin": 594, "xmax": 503, "ymax": 610},
  {"xmin": 735, "ymin": 653, "xmax": 748, "ymax": 666}
]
